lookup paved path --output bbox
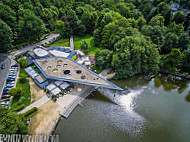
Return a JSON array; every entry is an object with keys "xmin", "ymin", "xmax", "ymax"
[
  {"xmin": 13, "ymin": 33, "xmax": 60, "ymax": 57},
  {"xmin": 56, "ymin": 84, "xmax": 96, "ymax": 118},
  {"xmin": 18, "ymin": 95, "xmax": 50, "ymax": 114},
  {"xmin": 0, "ymin": 54, "xmax": 11, "ymax": 98},
  {"xmin": 70, "ymin": 35, "xmax": 74, "ymax": 50}
]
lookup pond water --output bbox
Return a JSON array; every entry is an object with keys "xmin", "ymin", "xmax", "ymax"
[{"xmin": 54, "ymin": 74, "xmax": 190, "ymax": 142}]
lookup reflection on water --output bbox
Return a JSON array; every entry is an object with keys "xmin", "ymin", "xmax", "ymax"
[
  {"xmin": 154, "ymin": 73, "xmax": 189, "ymax": 93},
  {"xmin": 98, "ymin": 88, "xmax": 146, "ymax": 135},
  {"xmin": 185, "ymin": 92, "xmax": 190, "ymax": 102},
  {"xmin": 55, "ymin": 74, "xmax": 190, "ymax": 142}
]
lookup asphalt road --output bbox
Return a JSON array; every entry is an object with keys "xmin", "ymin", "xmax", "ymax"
[
  {"xmin": 14, "ymin": 33, "xmax": 60, "ymax": 57},
  {"xmin": 0, "ymin": 54, "xmax": 11, "ymax": 98}
]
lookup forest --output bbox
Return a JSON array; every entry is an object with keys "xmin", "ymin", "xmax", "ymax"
[{"xmin": 0, "ymin": 0, "xmax": 190, "ymax": 79}]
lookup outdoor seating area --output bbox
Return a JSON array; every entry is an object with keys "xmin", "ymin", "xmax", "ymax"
[{"xmin": 45, "ymin": 81, "xmax": 75, "ymax": 99}]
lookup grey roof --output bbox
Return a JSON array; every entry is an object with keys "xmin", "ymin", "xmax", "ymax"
[{"xmin": 33, "ymin": 57, "xmax": 123, "ymax": 90}]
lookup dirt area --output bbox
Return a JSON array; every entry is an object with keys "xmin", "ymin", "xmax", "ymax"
[
  {"xmin": 29, "ymin": 78, "xmax": 46, "ymax": 103},
  {"xmin": 28, "ymin": 100, "xmax": 63, "ymax": 135}
]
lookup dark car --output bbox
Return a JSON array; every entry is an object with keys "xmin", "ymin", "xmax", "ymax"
[
  {"xmin": 1, "ymin": 64, "xmax": 5, "ymax": 69},
  {"xmin": 7, "ymin": 78, "xmax": 15, "ymax": 82},
  {"xmin": 26, "ymin": 119, "xmax": 30, "ymax": 125}
]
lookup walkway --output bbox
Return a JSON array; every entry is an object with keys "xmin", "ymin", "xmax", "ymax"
[
  {"xmin": 18, "ymin": 95, "xmax": 50, "ymax": 114},
  {"xmin": 70, "ymin": 35, "xmax": 74, "ymax": 50},
  {"xmin": 57, "ymin": 85, "xmax": 96, "ymax": 118}
]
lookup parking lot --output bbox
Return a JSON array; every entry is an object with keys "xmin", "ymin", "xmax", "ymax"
[
  {"xmin": 0, "ymin": 64, "xmax": 18, "ymax": 108},
  {"xmin": 0, "ymin": 54, "xmax": 11, "ymax": 98}
]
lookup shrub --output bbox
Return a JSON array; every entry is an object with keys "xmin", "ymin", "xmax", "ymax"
[
  {"xmin": 17, "ymin": 58, "xmax": 28, "ymax": 68},
  {"xmin": 8, "ymin": 88, "xmax": 22, "ymax": 98},
  {"xmin": 53, "ymin": 97, "xmax": 57, "ymax": 102},
  {"xmin": 23, "ymin": 107, "xmax": 38, "ymax": 118},
  {"xmin": 17, "ymin": 96, "xmax": 27, "ymax": 105},
  {"xmin": 20, "ymin": 77, "xmax": 26, "ymax": 83},
  {"xmin": 80, "ymin": 40, "xmax": 90, "ymax": 51},
  {"xmin": 13, "ymin": 104, "xmax": 25, "ymax": 112},
  {"xmin": 2, "ymin": 98, "xmax": 10, "ymax": 101}
]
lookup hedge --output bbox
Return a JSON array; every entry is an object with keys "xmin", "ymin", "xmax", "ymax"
[
  {"xmin": 23, "ymin": 107, "xmax": 38, "ymax": 119},
  {"xmin": 13, "ymin": 104, "xmax": 25, "ymax": 112}
]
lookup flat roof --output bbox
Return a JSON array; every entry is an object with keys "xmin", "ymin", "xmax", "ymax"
[
  {"xmin": 60, "ymin": 82, "xmax": 70, "ymax": 89},
  {"xmin": 34, "ymin": 48, "xmax": 49, "ymax": 57},
  {"xmin": 46, "ymin": 83, "xmax": 56, "ymax": 91},
  {"xmin": 51, "ymin": 87, "xmax": 61, "ymax": 95},
  {"xmin": 49, "ymin": 50, "xmax": 70, "ymax": 58},
  {"xmin": 35, "ymin": 74, "xmax": 47, "ymax": 83},
  {"xmin": 33, "ymin": 57, "xmax": 122, "ymax": 90}
]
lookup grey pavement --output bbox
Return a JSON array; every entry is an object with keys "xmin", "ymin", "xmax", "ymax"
[
  {"xmin": 0, "ymin": 54, "xmax": 11, "ymax": 98},
  {"xmin": 18, "ymin": 95, "xmax": 50, "ymax": 114}
]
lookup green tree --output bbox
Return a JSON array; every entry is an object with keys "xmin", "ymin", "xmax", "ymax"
[
  {"xmin": 161, "ymin": 48, "xmax": 181, "ymax": 72},
  {"xmin": 167, "ymin": 22, "xmax": 184, "ymax": 35},
  {"xmin": 65, "ymin": 9, "xmax": 79, "ymax": 36},
  {"xmin": 81, "ymin": 11, "xmax": 97, "ymax": 34},
  {"xmin": 161, "ymin": 32, "xmax": 179, "ymax": 54},
  {"xmin": 80, "ymin": 40, "xmax": 90, "ymax": 51},
  {"xmin": 8, "ymin": 88, "xmax": 22, "ymax": 98},
  {"xmin": 0, "ymin": 20, "xmax": 13, "ymax": 52},
  {"xmin": 55, "ymin": 20, "xmax": 66, "ymax": 37},
  {"xmin": 18, "ymin": 10, "xmax": 46, "ymax": 42},
  {"xmin": 141, "ymin": 25, "xmax": 165, "ymax": 46},
  {"xmin": 95, "ymin": 49, "xmax": 111, "ymax": 69},
  {"xmin": 18, "ymin": 58, "xmax": 28, "ymax": 68},
  {"xmin": 172, "ymin": 11, "xmax": 186, "ymax": 24},
  {"xmin": 178, "ymin": 33, "xmax": 190, "ymax": 51},
  {"xmin": 180, "ymin": 51, "xmax": 190, "ymax": 73},
  {"xmin": 0, "ymin": 3, "xmax": 17, "ymax": 30},
  {"xmin": 20, "ymin": 77, "xmax": 27, "ymax": 84},
  {"xmin": 0, "ymin": 107, "xmax": 28, "ymax": 134},
  {"xmin": 149, "ymin": 15, "xmax": 165, "ymax": 27}
]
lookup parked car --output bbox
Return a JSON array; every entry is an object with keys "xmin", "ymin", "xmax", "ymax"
[
  {"xmin": 6, "ymin": 82, "xmax": 14, "ymax": 85},
  {"xmin": 7, "ymin": 78, "xmax": 15, "ymax": 82},
  {"xmin": 1, "ymin": 64, "xmax": 5, "ymax": 69},
  {"xmin": 5, "ymin": 83, "xmax": 14, "ymax": 87},
  {"xmin": 5, "ymin": 84, "xmax": 14, "ymax": 87},
  {"xmin": 1, "ymin": 101, "xmax": 10, "ymax": 105},
  {"xmin": 1, "ymin": 94, "xmax": 11, "ymax": 99},
  {"xmin": 10, "ymin": 68, "xmax": 17, "ymax": 71},
  {"xmin": 3, "ymin": 87, "xmax": 12, "ymax": 91}
]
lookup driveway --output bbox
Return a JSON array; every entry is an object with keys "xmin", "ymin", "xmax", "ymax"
[
  {"xmin": 14, "ymin": 33, "xmax": 60, "ymax": 57},
  {"xmin": 0, "ymin": 54, "xmax": 11, "ymax": 98}
]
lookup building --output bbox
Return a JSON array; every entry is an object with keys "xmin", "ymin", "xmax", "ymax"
[
  {"xmin": 49, "ymin": 46, "xmax": 76, "ymax": 59},
  {"xmin": 34, "ymin": 74, "xmax": 49, "ymax": 88},
  {"xmin": 33, "ymin": 57, "xmax": 122, "ymax": 90},
  {"xmin": 34, "ymin": 48, "xmax": 49, "ymax": 59}
]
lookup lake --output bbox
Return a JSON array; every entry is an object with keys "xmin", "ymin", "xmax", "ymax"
[{"xmin": 54, "ymin": 73, "xmax": 190, "ymax": 142}]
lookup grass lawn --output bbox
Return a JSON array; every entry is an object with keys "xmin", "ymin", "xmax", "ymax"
[
  {"xmin": 47, "ymin": 38, "xmax": 70, "ymax": 47},
  {"xmin": 47, "ymin": 35, "xmax": 104, "ymax": 55},
  {"xmin": 91, "ymin": 65, "xmax": 104, "ymax": 74},
  {"xmin": 19, "ymin": 68, "xmax": 29, "ymax": 78},
  {"xmin": 11, "ymin": 78, "xmax": 31, "ymax": 109},
  {"xmin": 73, "ymin": 35, "xmax": 103, "ymax": 55}
]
